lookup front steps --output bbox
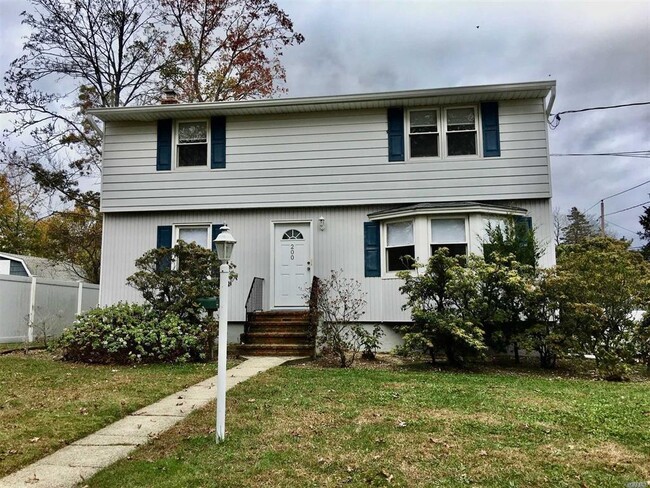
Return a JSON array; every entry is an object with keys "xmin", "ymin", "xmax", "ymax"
[{"xmin": 239, "ymin": 310, "xmax": 315, "ymax": 357}]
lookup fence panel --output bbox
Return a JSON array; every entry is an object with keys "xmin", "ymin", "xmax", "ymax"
[
  {"xmin": 0, "ymin": 275, "xmax": 33, "ymax": 342},
  {"xmin": 81, "ymin": 283, "xmax": 100, "ymax": 313},
  {"xmin": 0, "ymin": 275, "xmax": 100, "ymax": 344}
]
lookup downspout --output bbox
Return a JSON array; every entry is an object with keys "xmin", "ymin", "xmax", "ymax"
[
  {"xmin": 85, "ymin": 115, "xmax": 104, "ymax": 138},
  {"xmin": 545, "ymin": 85, "xmax": 556, "ymax": 120}
]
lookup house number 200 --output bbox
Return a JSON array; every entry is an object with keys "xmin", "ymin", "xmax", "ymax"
[{"xmin": 290, "ymin": 244, "xmax": 295, "ymax": 260}]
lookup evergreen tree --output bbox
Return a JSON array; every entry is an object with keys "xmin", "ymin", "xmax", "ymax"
[
  {"xmin": 561, "ymin": 207, "xmax": 598, "ymax": 244},
  {"xmin": 638, "ymin": 202, "xmax": 650, "ymax": 260}
]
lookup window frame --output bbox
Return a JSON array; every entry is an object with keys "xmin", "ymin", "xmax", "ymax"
[
  {"xmin": 429, "ymin": 216, "xmax": 469, "ymax": 259},
  {"xmin": 407, "ymin": 108, "xmax": 440, "ymax": 159},
  {"xmin": 384, "ymin": 219, "xmax": 416, "ymax": 274},
  {"xmin": 173, "ymin": 223, "xmax": 212, "ymax": 248},
  {"xmin": 174, "ymin": 119, "xmax": 210, "ymax": 169},
  {"xmin": 406, "ymin": 105, "xmax": 482, "ymax": 160},
  {"xmin": 443, "ymin": 106, "xmax": 479, "ymax": 158}
]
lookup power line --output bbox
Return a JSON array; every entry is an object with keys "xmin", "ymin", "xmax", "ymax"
[
  {"xmin": 605, "ymin": 200, "xmax": 650, "ymax": 217},
  {"xmin": 602, "ymin": 179, "xmax": 650, "ymax": 201},
  {"xmin": 551, "ymin": 151, "xmax": 650, "ymax": 158},
  {"xmin": 583, "ymin": 179, "xmax": 650, "ymax": 214},
  {"xmin": 548, "ymin": 101, "xmax": 650, "ymax": 129},
  {"xmin": 605, "ymin": 220, "xmax": 638, "ymax": 235},
  {"xmin": 550, "ymin": 101, "xmax": 650, "ymax": 117}
]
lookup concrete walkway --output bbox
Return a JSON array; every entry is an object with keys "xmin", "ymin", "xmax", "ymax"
[{"xmin": 0, "ymin": 356, "xmax": 300, "ymax": 488}]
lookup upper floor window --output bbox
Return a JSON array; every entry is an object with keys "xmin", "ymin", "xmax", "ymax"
[
  {"xmin": 430, "ymin": 218, "xmax": 467, "ymax": 257},
  {"xmin": 177, "ymin": 121, "xmax": 209, "ymax": 167},
  {"xmin": 445, "ymin": 107, "xmax": 477, "ymax": 156},
  {"xmin": 408, "ymin": 106, "xmax": 478, "ymax": 159},
  {"xmin": 409, "ymin": 110, "xmax": 439, "ymax": 158},
  {"xmin": 386, "ymin": 220, "xmax": 415, "ymax": 271}
]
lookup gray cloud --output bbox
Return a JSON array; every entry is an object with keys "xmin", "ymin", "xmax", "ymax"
[{"xmin": 1, "ymin": 0, "xmax": 649, "ymax": 241}]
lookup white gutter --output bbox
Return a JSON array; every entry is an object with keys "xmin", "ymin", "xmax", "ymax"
[{"xmin": 89, "ymin": 80, "xmax": 557, "ymax": 121}]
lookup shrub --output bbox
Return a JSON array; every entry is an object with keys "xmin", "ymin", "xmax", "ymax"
[
  {"xmin": 556, "ymin": 237, "xmax": 650, "ymax": 380},
  {"xmin": 517, "ymin": 268, "xmax": 573, "ymax": 369},
  {"xmin": 398, "ymin": 249, "xmax": 486, "ymax": 365},
  {"xmin": 311, "ymin": 270, "xmax": 382, "ymax": 367},
  {"xmin": 482, "ymin": 217, "xmax": 543, "ymax": 268},
  {"xmin": 126, "ymin": 240, "xmax": 236, "ymax": 326},
  {"xmin": 58, "ymin": 303, "xmax": 213, "ymax": 364}
]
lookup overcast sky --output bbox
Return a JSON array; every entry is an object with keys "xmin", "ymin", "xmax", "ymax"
[{"xmin": 1, "ymin": 0, "xmax": 649, "ymax": 243}]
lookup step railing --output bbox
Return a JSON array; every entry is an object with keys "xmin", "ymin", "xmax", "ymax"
[
  {"xmin": 244, "ymin": 277, "xmax": 264, "ymax": 335},
  {"xmin": 307, "ymin": 276, "xmax": 321, "ymax": 342}
]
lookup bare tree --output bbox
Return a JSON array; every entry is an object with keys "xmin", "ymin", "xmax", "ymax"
[
  {"xmin": 160, "ymin": 0, "xmax": 304, "ymax": 102},
  {"xmin": 552, "ymin": 207, "xmax": 566, "ymax": 246}
]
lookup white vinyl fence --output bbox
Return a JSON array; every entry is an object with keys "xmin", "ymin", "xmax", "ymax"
[{"xmin": 0, "ymin": 275, "xmax": 99, "ymax": 343}]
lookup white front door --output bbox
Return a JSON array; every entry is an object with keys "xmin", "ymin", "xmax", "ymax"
[{"xmin": 273, "ymin": 222, "xmax": 311, "ymax": 308}]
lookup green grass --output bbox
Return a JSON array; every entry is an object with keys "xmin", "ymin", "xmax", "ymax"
[
  {"xmin": 84, "ymin": 361, "xmax": 650, "ymax": 488},
  {"xmin": 0, "ymin": 350, "xmax": 233, "ymax": 477}
]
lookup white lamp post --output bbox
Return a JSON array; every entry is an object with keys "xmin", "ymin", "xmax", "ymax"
[{"xmin": 214, "ymin": 224, "xmax": 236, "ymax": 443}]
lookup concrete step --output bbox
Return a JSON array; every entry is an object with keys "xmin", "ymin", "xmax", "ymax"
[{"xmin": 239, "ymin": 343, "xmax": 314, "ymax": 357}]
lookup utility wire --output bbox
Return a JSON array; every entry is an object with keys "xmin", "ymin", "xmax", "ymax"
[
  {"xmin": 548, "ymin": 101, "xmax": 650, "ymax": 129},
  {"xmin": 551, "ymin": 151, "xmax": 650, "ymax": 158},
  {"xmin": 605, "ymin": 200, "xmax": 650, "ymax": 217},
  {"xmin": 601, "ymin": 179, "xmax": 650, "ymax": 201},
  {"xmin": 605, "ymin": 220, "xmax": 638, "ymax": 235},
  {"xmin": 583, "ymin": 179, "xmax": 650, "ymax": 214}
]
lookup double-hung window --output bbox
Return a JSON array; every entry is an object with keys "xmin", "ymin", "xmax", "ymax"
[
  {"xmin": 408, "ymin": 106, "xmax": 478, "ymax": 158},
  {"xmin": 430, "ymin": 218, "xmax": 467, "ymax": 257},
  {"xmin": 445, "ymin": 107, "xmax": 477, "ymax": 156},
  {"xmin": 386, "ymin": 221, "xmax": 415, "ymax": 271},
  {"xmin": 176, "ymin": 225, "xmax": 210, "ymax": 248},
  {"xmin": 177, "ymin": 121, "xmax": 209, "ymax": 167},
  {"xmin": 409, "ymin": 110, "xmax": 439, "ymax": 158}
]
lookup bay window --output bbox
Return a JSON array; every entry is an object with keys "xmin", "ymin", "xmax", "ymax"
[
  {"xmin": 386, "ymin": 221, "xmax": 415, "ymax": 271},
  {"xmin": 430, "ymin": 218, "xmax": 467, "ymax": 257}
]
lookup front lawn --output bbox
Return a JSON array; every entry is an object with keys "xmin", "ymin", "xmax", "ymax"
[
  {"xmin": 0, "ymin": 351, "xmax": 228, "ymax": 477},
  {"xmin": 85, "ymin": 361, "xmax": 650, "ymax": 487}
]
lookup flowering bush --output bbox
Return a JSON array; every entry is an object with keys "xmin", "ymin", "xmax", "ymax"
[{"xmin": 58, "ymin": 303, "xmax": 213, "ymax": 364}]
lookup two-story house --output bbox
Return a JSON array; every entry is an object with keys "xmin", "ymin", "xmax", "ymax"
[{"xmin": 90, "ymin": 80, "xmax": 556, "ymax": 353}]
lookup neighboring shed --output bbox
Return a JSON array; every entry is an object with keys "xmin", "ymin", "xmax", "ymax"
[{"xmin": 0, "ymin": 252, "xmax": 86, "ymax": 282}]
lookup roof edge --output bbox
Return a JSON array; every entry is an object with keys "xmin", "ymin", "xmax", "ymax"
[{"xmin": 89, "ymin": 80, "xmax": 556, "ymax": 121}]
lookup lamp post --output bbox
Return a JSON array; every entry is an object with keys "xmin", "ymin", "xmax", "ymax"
[{"xmin": 213, "ymin": 224, "xmax": 236, "ymax": 443}]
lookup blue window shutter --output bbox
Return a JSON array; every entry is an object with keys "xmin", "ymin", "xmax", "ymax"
[
  {"xmin": 364, "ymin": 222, "xmax": 381, "ymax": 277},
  {"xmin": 156, "ymin": 225, "xmax": 173, "ymax": 270},
  {"xmin": 387, "ymin": 108, "xmax": 405, "ymax": 162},
  {"xmin": 157, "ymin": 119, "xmax": 173, "ymax": 171},
  {"xmin": 481, "ymin": 102, "xmax": 501, "ymax": 157},
  {"xmin": 211, "ymin": 116, "xmax": 226, "ymax": 169},
  {"xmin": 515, "ymin": 215, "xmax": 533, "ymax": 230},
  {"xmin": 514, "ymin": 215, "xmax": 533, "ymax": 246},
  {"xmin": 211, "ymin": 224, "xmax": 223, "ymax": 252}
]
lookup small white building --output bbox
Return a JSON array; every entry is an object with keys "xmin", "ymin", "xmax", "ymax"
[{"xmin": 90, "ymin": 80, "xmax": 556, "ymax": 351}]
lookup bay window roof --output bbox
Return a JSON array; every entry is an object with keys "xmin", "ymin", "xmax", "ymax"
[{"xmin": 367, "ymin": 201, "xmax": 528, "ymax": 221}]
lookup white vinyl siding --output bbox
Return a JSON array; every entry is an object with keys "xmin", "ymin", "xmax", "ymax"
[
  {"xmin": 99, "ymin": 198, "xmax": 555, "ymax": 325},
  {"xmin": 100, "ymin": 99, "xmax": 551, "ymax": 212}
]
